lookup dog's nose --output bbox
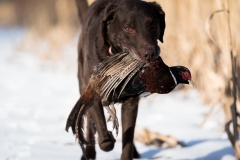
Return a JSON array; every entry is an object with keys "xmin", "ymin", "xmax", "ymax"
[{"xmin": 142, "ymin": 48, "xmax": 157, "ymax": 62}]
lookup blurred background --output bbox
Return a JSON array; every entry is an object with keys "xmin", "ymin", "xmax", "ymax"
[{"xmin": 0, "ymin": 0, "xmax": 239, "ymax": 159}]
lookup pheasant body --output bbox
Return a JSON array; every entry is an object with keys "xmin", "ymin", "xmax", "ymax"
[
  {"xmin": 66, "ymin": 53, "xmax": 193, "ymax": 152},
  {"xmin": 120, "ymin": 57, "xmax": 177, "ymax": 98}
]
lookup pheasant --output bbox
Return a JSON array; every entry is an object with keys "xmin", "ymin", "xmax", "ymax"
[{"xmin": 65, "ymin": 52, "xmax": 193, "ymax": 151}]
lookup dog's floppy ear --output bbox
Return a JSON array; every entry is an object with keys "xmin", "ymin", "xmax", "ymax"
[
  {"xmin": 101, "ymin": 4, "xmax": 117, "ymax": 45},
  {"xmin": 149, "ymin": 2, "xmax": 165, "ymax": 43},
  {"xmin": 92, "ymin": 1, "xmax": 115, "ymax": 54},
  {"xmin": 102, "ymin": 3, "xmax": 116, "ymax": 22}
]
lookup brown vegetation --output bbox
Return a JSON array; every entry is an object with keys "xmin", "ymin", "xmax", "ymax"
[
  {"xmin": 156, "ymin": 0, "xmax": 240, "ymax": 128},
  {"xmin": 135, "ymin": 127, "xmax": 185, "ymax": 148},
  {"xmin": 0, "ymin": 0, "xmax": 79, "ymax": 61}
]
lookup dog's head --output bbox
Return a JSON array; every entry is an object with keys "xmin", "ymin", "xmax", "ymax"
[{"xmin": 102, "ymin": 0, "xmax": 165, "ymax": 62}]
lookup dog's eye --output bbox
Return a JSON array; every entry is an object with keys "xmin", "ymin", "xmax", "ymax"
[{"xmin": 124, "ymin": 26, "xmax": 134, "ymax": 33}]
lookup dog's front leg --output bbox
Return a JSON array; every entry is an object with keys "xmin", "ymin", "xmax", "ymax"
[
  {"xmin": 121, "ymin": 97, "xmax": 140, "ymax": 160},
  {"xmin": 89, "ymin": 100, "xmax": 116, "ymax": 152}
]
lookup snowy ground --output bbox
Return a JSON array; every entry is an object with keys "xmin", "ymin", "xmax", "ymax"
[{"xmin": 0, "ymin": 28, "xmax": 236, "ymax": 160}]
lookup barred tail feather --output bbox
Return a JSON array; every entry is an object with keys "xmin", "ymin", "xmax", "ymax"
[
  {"xmin": 75, "ymin": 103, "xmax": 87, "ymax": 145},
  {"xmin": 118, "ymin": 62, "xmax": 145, "ymax": 97},
  {"xmin": 101, "ymin": 74, "xmax": 119, "ymax": 96},
  {"xmin": 65, "ymin": 96, "xmax": 84, "ymax": 133},
  {"xmin": 75, "ymin": 101, "xmax": 94, "ymax": 145},
  {"xmin": 93, "ymin": 52, "xmax": 127, "ymax": 76}
]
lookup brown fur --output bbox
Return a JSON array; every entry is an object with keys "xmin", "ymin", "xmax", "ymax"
[{"xmin": 75, "ymin": 0, "xmax": 165, "ymax": 159}]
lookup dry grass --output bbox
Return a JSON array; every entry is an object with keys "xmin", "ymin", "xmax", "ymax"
[
  {"xmin": 0, "ymin": 0, "xmax": 239, "ymax": 124},
  {"xmin": 154, "ymin": 0, "xmax": 240, "ymax": 124},
  {"xmin": 0, "ymin": 1, "xmax": 16, "ymax": 26},
  {"xmin": 0, "ymin": 0, "xmax": 79, "ymax": 62}
]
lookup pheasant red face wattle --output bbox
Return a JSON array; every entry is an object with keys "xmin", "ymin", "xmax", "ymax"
[
  {"xmin": 181, "ymin": 71, "xmax": 194, "ymax": 87},
  {"xmin": 182, "ymin": 71, "xmax": 191, "ymax": 80}
]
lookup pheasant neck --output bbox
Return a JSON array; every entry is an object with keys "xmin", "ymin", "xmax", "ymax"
[{"xmin": 169, "ymin": 68, "xmax": 177, "ymax": 85}]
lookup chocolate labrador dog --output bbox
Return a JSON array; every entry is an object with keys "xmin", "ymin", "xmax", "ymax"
[{"xmin": 76, "ymin": 0, "xmax": 165, "ymax": 159}]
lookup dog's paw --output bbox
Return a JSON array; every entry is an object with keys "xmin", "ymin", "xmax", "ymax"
[{"xmin": 98, "ymin": 131, "xmax": 116, "ymax": 152}]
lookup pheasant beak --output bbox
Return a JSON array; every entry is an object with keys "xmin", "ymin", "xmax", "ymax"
[{"xmin": 188, "ymin": 80, "xmax": 194, "ymax": 88}]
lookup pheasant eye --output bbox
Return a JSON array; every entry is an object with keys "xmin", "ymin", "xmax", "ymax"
[{"xmin": 182, "ymin": 71, "xmax": 191, "ymax": 80}]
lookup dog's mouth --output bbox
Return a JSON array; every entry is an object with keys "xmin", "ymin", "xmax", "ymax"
[
  {"xmin": 121, "ymin": 47, "xmax": 145, "ymax": 62},
  {"xmin": 108, "ymin": 46, "xmax": 159, "ymax": 62},
  {"xmin": 124, "ymin": 47, "xmax": 160, "ymax": 62},
  {"xmin": 108, "ymin": 46, "xmax": 130, "ymax": 56}
]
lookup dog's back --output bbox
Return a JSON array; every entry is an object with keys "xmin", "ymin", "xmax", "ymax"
[{"xmin": 77, "ymin": 0, "xmax": 119, "ymax": 93}]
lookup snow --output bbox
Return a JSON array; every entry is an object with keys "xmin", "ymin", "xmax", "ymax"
[{"xmin": 0, "ymin": 28, "xmax": 235, "ymax": 160}]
